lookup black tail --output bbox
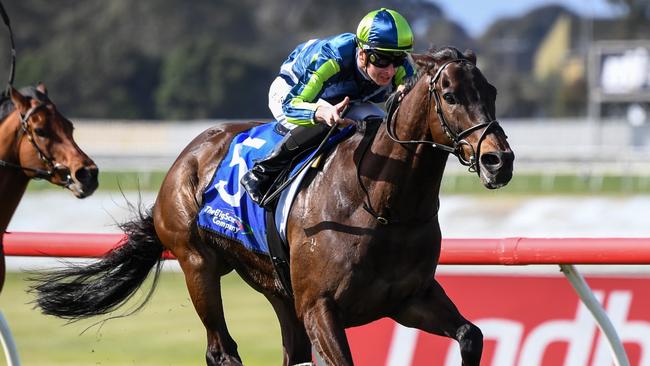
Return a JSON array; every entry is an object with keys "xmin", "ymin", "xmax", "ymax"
[{"xmin": 30, "ymin": 208, "xmax": 164, "ymax": 320}]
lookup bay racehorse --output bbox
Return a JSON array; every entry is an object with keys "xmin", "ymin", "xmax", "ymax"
[
  {"xmin": 0, "ymin": 85, "xmax": 98, "ymax": 292},
  {"xmin": 32, "ymin": 47, "xmax": 513, "ymax": 365}
]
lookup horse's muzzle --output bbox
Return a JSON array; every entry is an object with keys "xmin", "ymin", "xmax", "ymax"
[
  {"xmin": 479, "ymin": 150, "xmax": 514, "ymax": 189},
  {"xmin": 73, "ymin": 165, "xmax": 99, "ymax": 198},
  {"xmin": 59, "ymin": 164, "xmax": 98, "ymax": 198}
]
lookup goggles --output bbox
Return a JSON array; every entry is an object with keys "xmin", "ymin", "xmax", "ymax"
[{"xmin": 367, "ymin": 50, "xmax": 407, "ymax": 68}]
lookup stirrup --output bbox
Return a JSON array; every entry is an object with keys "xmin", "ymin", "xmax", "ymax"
[
  {"xmin": 241, "ymin": 171, "xmax": 267, "ymax": 205},
  {"xmin": 260, "ymin": 124, "xmax": 339, "ymax": 207},
  {"xmin": 259, "ymin": 177, "xmax": 284, "ymax": 210}
]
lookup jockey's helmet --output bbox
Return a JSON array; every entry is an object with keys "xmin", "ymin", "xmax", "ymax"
[{"xmin": 356, "ymin": 8, "xmax": 413, "ymax": 53}]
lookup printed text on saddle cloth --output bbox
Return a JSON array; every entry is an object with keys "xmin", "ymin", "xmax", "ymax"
[{"xmin": 198, "ymin": 124, "xmax": 282, "ymax": 255}]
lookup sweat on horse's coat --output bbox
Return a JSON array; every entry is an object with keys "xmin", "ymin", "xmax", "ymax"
[
  {"xmin": 198, "ymin": 121, "xmax": 355, "ymax": 255},
  {"xmin": 31, "ymin": 47, "xmax": 514, "ymax": 366}
]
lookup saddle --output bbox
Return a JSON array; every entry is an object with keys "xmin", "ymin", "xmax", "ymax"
[
  {"xmin": 266, "ymin": 119, "xmax": 383, "ymax": 297},
  {"xmin": 197, "ymin": 121, "xmax": 358, "ymax": 295}
]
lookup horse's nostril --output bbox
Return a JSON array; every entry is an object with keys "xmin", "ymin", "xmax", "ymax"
[
  {"xmin": 480, "ymin": 153, "xmax": 501, "ymax": 168},
  {"xmin": 502, "ymin": 151, "xmax": 514, "ymax": 165},
  {"xmin": 75, "ymin": 166, "xmax": 99, "ymax": 185}
]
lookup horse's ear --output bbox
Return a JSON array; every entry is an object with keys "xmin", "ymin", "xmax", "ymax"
[
  {"xmin": 36, "ymin": 82, "xmax": 48, "ymax": 95},
  {"xmin": 9, "ymin": 87, "xmax": 30, "ymax": 115},
  {"xmin": 411, "ymin": 53, "xmax": 432, "ymax": 70},
  {"xmin": 463, "ymin": 49, "xmax": 477, "ymax": 65}
]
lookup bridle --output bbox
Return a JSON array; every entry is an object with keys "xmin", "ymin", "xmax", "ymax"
[
  {"xmin": 0, "ymin": 103, "xmax": 73, "ymax": 185},
  {"xmin": 0, "ymin": 1, "xmax": 71, "ymax": 184},
  {"xmin": 357, "ymin": 58, "xmax": 502, "ymax": 224},
  {"xmin": 385, "ymin": 59, "xmax": 501, "ymax": 175}
]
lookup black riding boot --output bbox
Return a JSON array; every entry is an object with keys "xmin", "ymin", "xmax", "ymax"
[{"xmin": 241, "ymin": 124, "xmax": 330, "ymax": 207}]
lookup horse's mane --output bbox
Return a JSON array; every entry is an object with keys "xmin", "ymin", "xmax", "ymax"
[
  {"xmin": 383, "ymin": 47, "xmax": 473, "ymax": 122},
  {"xmin": 402, "ymin": 46, "xmax": 470, "ymax": 95},
  {"xmin": 0, "ymin": 86, "xmax": 51, "ymax": 123}
]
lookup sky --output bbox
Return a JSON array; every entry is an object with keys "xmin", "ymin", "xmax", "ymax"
[{"xmin": 436, "ymin": 0, "xmax": 625, "ymax": 37}]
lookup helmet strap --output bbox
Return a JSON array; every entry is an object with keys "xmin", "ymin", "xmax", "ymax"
[{"xmin": 356, "ymin": 48, "xmax": 371, "ymax": 80}]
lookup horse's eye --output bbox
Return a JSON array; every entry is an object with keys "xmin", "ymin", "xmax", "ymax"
[
  {"xmin": 34, "ymin": 127, "xmax": 48, "ymax": 137},
  {"xmin": 443, "ymin": 93, "xmax": 456, "ymax": 105}
]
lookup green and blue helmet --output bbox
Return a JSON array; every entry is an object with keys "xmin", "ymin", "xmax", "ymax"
[{"xmin": 356, "ymin": 8, "xmax": 413, "ymax": 53}]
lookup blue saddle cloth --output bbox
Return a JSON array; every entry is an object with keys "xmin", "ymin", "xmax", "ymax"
[{"xmin": 197, "ymin": 122, "xmax": 353, "ymax": 255}]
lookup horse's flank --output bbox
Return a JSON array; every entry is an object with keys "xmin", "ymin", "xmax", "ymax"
[{"xmin": 32, "ymin": 47, "xmax": 513, "ymax": 366}]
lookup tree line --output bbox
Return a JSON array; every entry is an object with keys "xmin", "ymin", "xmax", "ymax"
[{"xmin": 0, "ymin": 0, "xmax": 643, "ymax": 120}]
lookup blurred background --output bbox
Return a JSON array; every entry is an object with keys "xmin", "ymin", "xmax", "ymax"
[
  {"xmin": 0, "ymin": 0, "xmax": 646, "ymax": 120},
  {"xmin": 4, "ymin": 0, "xmax": 648, "ymax": 231},
  {"xmin": 2, "ymin": 0, "xmax": 650, "ymax": 365},
  {"xmin": 1, "ymin": 0, "xmax": 648, "ymax": 191}
]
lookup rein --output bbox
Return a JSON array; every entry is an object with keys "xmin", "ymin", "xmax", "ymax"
[
  {"xmin": 357, "ymin": 58, "xmax": 500, "ymax": 225},
  {"xmin": 355, "ymin": 119, "xmax": 438, "ymax": 226},
  {"xmin": 0, "ymin": 2, "xmax": 72, "ymax": 184},
  {"xmin": 385, "ymin": 59, "xmax": 501, "ymax": 175},
  {"xmin": 0, "ymin": 0, "xmax": 15, "ymax": 92}
]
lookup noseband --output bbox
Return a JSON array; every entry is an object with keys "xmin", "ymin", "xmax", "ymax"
[
  {"xmin": 0, "ymin": 103, "xmax": 73, "ymax": 185},
  {"xmin": 358, "ymin": 59, "xmax": 504, "ymax": 225},
  {"xmin": 386, "ymin": 59, "xmax": 501, "ymax": 175}
]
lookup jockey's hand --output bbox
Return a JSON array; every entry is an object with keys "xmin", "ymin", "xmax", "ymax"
[{"xmin": 315, "ymin": 97, "xmax": 355, "ymax": 127}]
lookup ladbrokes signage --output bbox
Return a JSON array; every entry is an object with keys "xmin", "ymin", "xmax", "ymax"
[{"xmin": 346, "ymin": 275, "xmax": 650, "ymax": 365}]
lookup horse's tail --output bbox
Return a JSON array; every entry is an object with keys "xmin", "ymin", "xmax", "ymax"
[{"xmin": 30, "ymin": 208, "xmax": 164, "ymax": 320}]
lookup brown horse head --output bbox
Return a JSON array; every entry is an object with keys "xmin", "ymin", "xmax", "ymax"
[
  {"xmin": 411, "ymin": 47, "xmax": 514, "ymax": 189},
  {"xmin": 7, "ymin": 84, "xmax": 98, "ymax": 197}
]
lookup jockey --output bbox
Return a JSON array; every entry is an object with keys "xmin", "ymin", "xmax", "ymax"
[{"xmin": 241, "ymin": 8, "xmax": 415, "ymax": 207}]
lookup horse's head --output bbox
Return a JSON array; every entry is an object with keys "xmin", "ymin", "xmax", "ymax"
[
  {"xmin": 9, "ymin": 84, "xmax": 98, "ymax": 198},
  {"xmin": 411, "ymin": 48, "xmax": 514, "ymax": 189}
]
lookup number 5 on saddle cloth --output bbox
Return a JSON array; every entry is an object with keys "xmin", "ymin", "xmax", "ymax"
[{"xmin": 197, "ymin": 103, "xmax": 384, "ymax": 295}]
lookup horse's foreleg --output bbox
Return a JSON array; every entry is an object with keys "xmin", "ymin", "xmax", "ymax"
[
  {"xmin": 177, "ymin": 250, "xmax": 241, "ymax": 366},
  {"xmin": 301, "ymin": 297, "xmax": 353, "ymax": 366},
  {"xmin": 266, "ymin": 295, "xmax": 312, "ymax": 365},
  {"xmin": 391, "ymin": 279, "xmax": 483, "ymax": 366}
]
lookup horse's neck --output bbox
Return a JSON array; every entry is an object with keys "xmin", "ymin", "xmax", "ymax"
[
  {"xmin": 0, "ymin": 112, "xmax": 21, "ymax": 162},
  {"xmin": 0, "ymin": 113, "xmax": 29, "ymax": 232},
  {"xmin": 0, "ymin": 171, "xmax": 29, "ymax": 232},
  {"xmin": 362, "ymin": 84, "xmax": 448, "ymax": 219}
]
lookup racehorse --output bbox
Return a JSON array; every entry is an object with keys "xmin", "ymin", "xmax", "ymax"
[
  {"xmin": 32, "ymin": 47, "xmax": 513, "ymax": 365},
  {"xmin": 0, "ymin": 84, "xmax": 98, "ymax": 292}
]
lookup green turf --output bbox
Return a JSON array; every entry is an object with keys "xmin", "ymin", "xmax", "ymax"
[
  {"xmin": 26, "ymin": 170, "xmax": 650, "ymax": 195},
  {"xmin": 441, "ymin": 172, "xmax": 650, "ymax": 195},
  {"xmin": 27, "ymin": 171, "xmax": 168, "ymax": 193},
  {"xmin": 0, "ymin": 271, "xmax": 282, "ymax": 366}
]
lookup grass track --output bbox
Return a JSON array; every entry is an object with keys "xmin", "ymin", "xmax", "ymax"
[
  {"xmin": 26, "ymin": 171, "xmax": 650, "ymax": 195},
  {"xmin": 0, "ymin": 271, "xmax": 282, "ymax": 366}
]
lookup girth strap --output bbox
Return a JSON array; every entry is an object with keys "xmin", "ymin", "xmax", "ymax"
[{"xmin": 265, "ymin": 209, "xmax": 293, "ymax": 297}]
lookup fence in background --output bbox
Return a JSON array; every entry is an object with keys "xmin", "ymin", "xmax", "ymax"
[
  {"xmin": 5, "ymin": 232, "xmax": 650, "ymax": 264},
  {"xmin": 72, "ymin": 118, "xmax": 650, "ymax": 174},
  {"xmin": 3, "ymin": 232, "xmax": 650, "ymax": 365}
]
